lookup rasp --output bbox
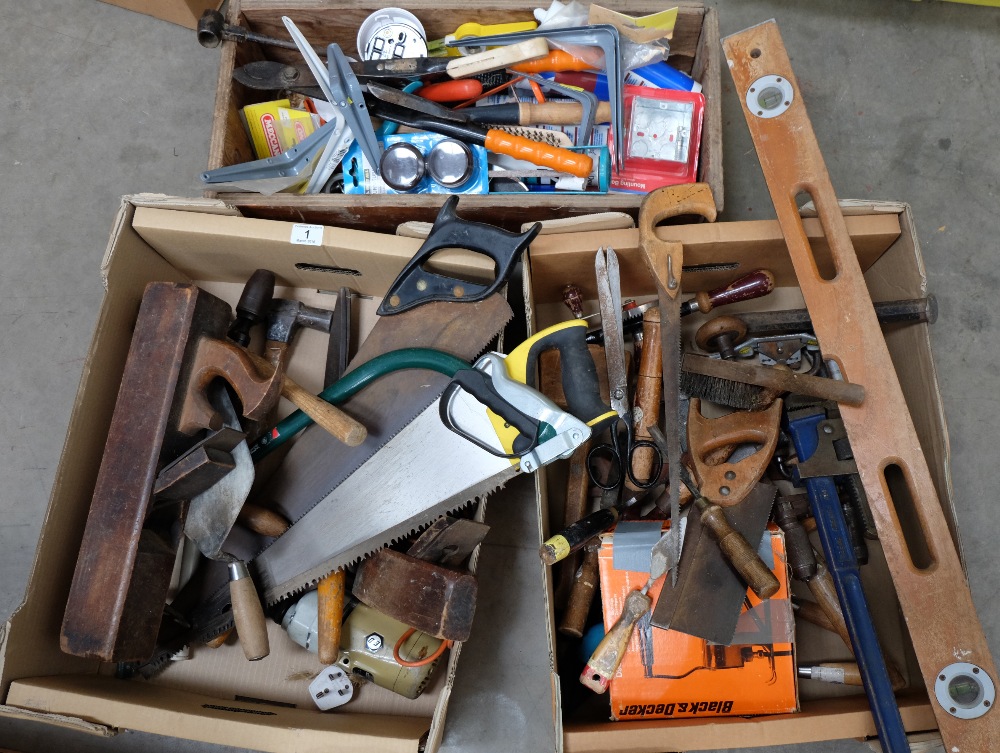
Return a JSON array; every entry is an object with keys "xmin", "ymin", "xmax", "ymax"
[{"xmin": 638, "ymin": 184, "xmax": 718, "ymax": 584}]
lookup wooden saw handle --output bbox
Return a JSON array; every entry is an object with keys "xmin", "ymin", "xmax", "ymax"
[{"xmin": 638, "ymin": 183, "xmax": 717, "ymax": 301}]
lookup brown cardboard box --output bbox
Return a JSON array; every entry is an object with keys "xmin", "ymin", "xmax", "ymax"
[
  {"xmin": 98, "ymin": 0, "xmax": 223, "ymax": 30},
  {"xmin": 204, "ymin": 0, "xmax": 724, "ymax": 231},
  {"xmin": 523, "ymin": 200, "xmax": 953, "ymax": 750},
  {"xmin": 0, "ymin": 194, "xmax": 494, "ymax": 752}
]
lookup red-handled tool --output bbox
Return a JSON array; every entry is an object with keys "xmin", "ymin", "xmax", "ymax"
[
  {"xmin": 418, "ymin": 79, "xmax": 483, "ymax": 102},
  {"xmin": 680, "ymin": 269, "xmax": 775, "ymax": 316}
]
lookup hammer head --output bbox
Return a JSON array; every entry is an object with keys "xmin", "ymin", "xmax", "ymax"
[{"xmin": 266, "ymin": 299, "xmax": 334, "ymax": 344}]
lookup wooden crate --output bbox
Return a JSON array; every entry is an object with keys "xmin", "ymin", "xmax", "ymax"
[{"xmin": 206, "ymin": 0, "xmax": 723, "ymax": 232}]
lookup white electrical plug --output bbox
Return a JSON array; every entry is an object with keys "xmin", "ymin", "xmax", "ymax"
[{"xmin": 309, "ymin": 665, "xmax": 354, "ymax": 711}]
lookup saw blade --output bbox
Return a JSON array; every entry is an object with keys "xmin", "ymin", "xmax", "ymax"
[{"xmin": 254, "ymin": 392, "xmax": 517, "ymax": 605}]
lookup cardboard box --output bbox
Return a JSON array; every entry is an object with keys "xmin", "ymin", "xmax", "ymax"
[
  {"xmin": 98, "ymin": 0, "xmax": 223, "ymax": 30},
  {"xmin": 598, "ymin": 525, "xmax": 796, "ymax": 721},
  {"xmin": 522, "ymin": 200, "xmax": 954, "ymax": 750},
  {"xmin": 205, "ymin": 0, "xmax": 724, "ymax": 231},
  {"xmin": 0, "ymin": 195, "xmax": 495, "ymax": 752}
]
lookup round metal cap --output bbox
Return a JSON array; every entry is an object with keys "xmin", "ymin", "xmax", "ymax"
[
  {"xmin": 426, "ymin": 139, "xmax": 474, "ymax": 188},
  {"xmin": 380, "ymin": 142, "xmax": 425, "ymax": 192}
]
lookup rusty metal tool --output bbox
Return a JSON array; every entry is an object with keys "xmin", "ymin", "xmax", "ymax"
[
  {"xmin": 590, "ymin": 247, "xmax": 661, "ymax": 492},
  {"xmin": 184, "ymin": 385, "xmax": 269, "ymax": 661},
  {"xmin": 197, "ymin": 9, "xmax": 301, "ymax": 51},
  {"xmin": 737, "ymin": 296, "xmax": 938, "ymax": 336},
  {"xmin": 325, "ymin": 287, "xmax": 354, "ymax": 387},
  {"xmin": 580, "ymin": 517, "xmax": 684, "ymax": 693},
  {"xmin": 639, "ymin": 183, "xmax": 718, "ymax": 582},
  {"xmin": 725, "ymin": 23, "xmax": 999, "ymax": 745},
  {"xmin": 264, "ymin": 299, "xmax": 334, "ymax": 373}
]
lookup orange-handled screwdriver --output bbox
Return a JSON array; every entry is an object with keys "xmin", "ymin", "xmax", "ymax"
[
  {"xmin": 368, "ymin": 84, "xmax": 594, "ymax": 179},
  {"xmin": 512, "ymin": 49, "xmax": 598, "ymax": 74}
]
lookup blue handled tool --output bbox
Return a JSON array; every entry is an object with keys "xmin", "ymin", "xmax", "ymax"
[{"xmin": 785, "ymin": 402, "xmax": 909, "ymax": 753}]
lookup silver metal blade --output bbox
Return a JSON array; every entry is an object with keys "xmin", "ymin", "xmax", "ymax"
[
  {"xmin": 595, "ymin": 247, "xmax": 627, "ymax": 418},
  {"xmin": 254, "ymin": 395, "xmax": 515, "ymax": 605},
  {"xmin": 661, "ymin": 298, "xmax": 683, "ymax": 586},
  {"xmin": 185, "ymin": 388, "xmax": 254, "ymax": 561}
]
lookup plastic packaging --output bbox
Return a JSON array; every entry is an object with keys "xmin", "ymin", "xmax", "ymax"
[{"xmin": 344, "ymin": 132, "xmax": 488, "ymax": 195}]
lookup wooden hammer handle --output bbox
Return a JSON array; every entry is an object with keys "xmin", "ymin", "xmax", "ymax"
[
  {"xmin": 247, "ymin": 351, "xmax": 367, "ymax": 447},
  {"xmin": 317, "ymin": 570, "xmax": 346, "ymax": 665}
]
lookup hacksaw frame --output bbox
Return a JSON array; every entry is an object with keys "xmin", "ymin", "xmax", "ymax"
[{"xmin": 723, "ymin": 21, "xmax": 1000, "ymax": 750}]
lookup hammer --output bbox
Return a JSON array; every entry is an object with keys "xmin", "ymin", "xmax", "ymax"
[{"xmin": 264, "ymin": 299, "xmax": 335, "ymax": 373}]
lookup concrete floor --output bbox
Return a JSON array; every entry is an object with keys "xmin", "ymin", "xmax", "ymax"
[{"xmin": 1, "ymin": 0, "xmax": 998, "ymax": 751}]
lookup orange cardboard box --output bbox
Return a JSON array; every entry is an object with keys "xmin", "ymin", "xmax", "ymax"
[{"xmin": 598, "ymin": 524, "xmax": 798, "ymax": 721}]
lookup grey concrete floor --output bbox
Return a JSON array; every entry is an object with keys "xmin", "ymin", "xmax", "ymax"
[{"xmin": 0, "ymin": 0, "xmax": 997, "ymax": 751}]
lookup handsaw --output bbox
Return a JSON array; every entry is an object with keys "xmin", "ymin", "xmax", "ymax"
[
  {"xmin": 638, "ymin": 184, "xmax": 717, "ymax": 584},
  {"xmin": 723, "ymin": 21, "xmax": 1000, "ymax": 747}
]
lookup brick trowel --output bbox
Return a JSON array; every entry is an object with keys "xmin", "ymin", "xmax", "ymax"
[{"xmin": 184, "ymin": 382, "xmax": 269, "ymax": 660}]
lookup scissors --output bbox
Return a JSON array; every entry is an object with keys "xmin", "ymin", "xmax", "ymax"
[{"xmin": 588, "ymin": 247, "xmax": 663, "ymax": 491}]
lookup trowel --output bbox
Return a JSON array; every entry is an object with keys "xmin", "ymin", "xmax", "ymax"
[{"xmin": 185, "ymin": 382, "xmax": 269, "ymax": 660}]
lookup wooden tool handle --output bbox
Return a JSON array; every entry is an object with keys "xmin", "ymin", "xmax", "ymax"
[
  {"xmin": 555, "ymin": 441, "xmax": 594, "ymax": 607},
  {"xmin": 511, "ymin": 49, "xmax": 597, "ymax": 73},
  {"xmin": 317, "ymin": 570, "xmax": 346, "ymax": 665},
  {"xmin": 793, "ymin": 597, "xmax": 836, "ymax": 633},
  {"xmin": 559, "ymin": 546, "xmax": 600, "ymax": 638},
  {"xmin": 639, "ymin": 184, "xmax": 717, "ymax": 302},
  {"xmin": 581, "ymin": 588, "xmax": 652, "ymax": 693},
  {"xmin": 541, "ymin": 507, "xmax": 618, "ymax": 565},
  {"xmin": 820, "ymin": 662, "xmax": 864, "ymax": 687},
  {"xmin": 484, "ymin": 129, "xmax": 593, "ymax": 178},
  {"xmin": 248, "ymin": 351, "xmax": 367, "ymax": 446},
  {"xmin": 692, "ymin": 269, "xmax": 776, "ymax": 314},
  {"xmin": 280, "ymin": 377, "xmax": 367, "ymax": 446},
  {"xmin": 237, "ymin": 504, "xmax": 290, "ymax": 537},
  {"xmin": 446, "ymin": 37, "xmax": 549, "ymax": 78},
  {"xmin": 698, "ymin": 500, "xmax": 780, "ymax": 599},
  {"xmin": 809, "ymin": 561, "xmax": 907, "ymax": 691},
  {"xmin": 229, "ymin": 563, "xmax": 269, "ymax": 661},
  {"xmin": 517, "ymin": 101, "xmax": 613, "ymax": 126},
  {"xmin": 626, "ymin": 308, "xmax": 662, "ymax": 491}
]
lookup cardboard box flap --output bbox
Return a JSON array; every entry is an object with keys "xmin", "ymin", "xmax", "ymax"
[
  {"xmin": 6, "ymin": 676, "xmax": 428, "ymax": 753},
  {"xmin": 0, "ymin": 702, "xmax": 116, "ymax": 737},
  {"xmin": 526, "ymin": 213, "xmax": 902, "ymax": 304},
  {"xmin": 130, "ymin": 207, "xmax": 498, "ymax": 299}
]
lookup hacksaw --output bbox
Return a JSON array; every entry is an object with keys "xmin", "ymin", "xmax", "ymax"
[{"xmin": 723, "ymin": 21, "xmax": 1000, "ymax": 748}]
